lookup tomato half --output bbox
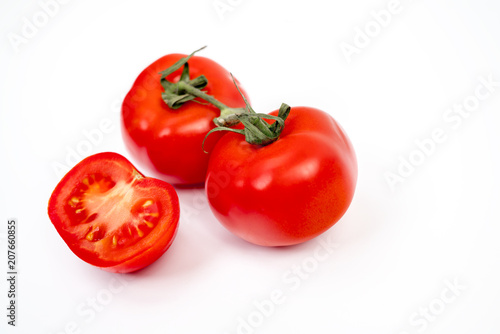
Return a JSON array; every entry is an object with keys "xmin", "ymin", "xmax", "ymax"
[
  {"xmin": 205, "ymin": 107, "xmax": 357, "ymax": 247},
  {"xmin": 121, "ymin": 53, "xmax": 249, "ymax": 185},
  {"xmin": 48, "ymin": 152, "xmax": 180, "ymax": 273}
]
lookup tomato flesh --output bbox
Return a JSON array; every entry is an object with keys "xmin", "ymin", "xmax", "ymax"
[{"xmin": 48, "ymin": 152, "xmax": 180, "ymax": 273}]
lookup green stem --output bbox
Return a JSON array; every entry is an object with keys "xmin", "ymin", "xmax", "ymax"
[
  {"xmin": 203, "ymin": 104, "xmax": 291, "ymax": 151},
  {"xmin": 159, "ymin": 47, "xmax": 245, "ymax": 126},
  {"xmin": 176, "ymin": 81, "xmax": 246, "ymax": 122},
  {"xmin": 160, "ymin": 47, "xmax": 292, "ymax": 149}
]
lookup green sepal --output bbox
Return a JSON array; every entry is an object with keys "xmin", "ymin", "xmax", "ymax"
[
  {"xmin": 202, "ymin": 127, "xmax": 245, "ymax": 153},
  {"xmin": 159, "ymin": 46, "xmax": 209, "ymax": 109},
  {"xmin": 202, "ymin": 104, "xmax": 292, "ymax": 151}
]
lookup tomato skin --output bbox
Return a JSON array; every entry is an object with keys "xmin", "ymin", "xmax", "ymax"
[
  {"xmin": 121, "ymin": 53, "xmax": 249, "ymax": 186},
  {"xmin": 205, "ymin": 107, "xmax": 357, "ymax": 246},
  {"xmin": 48, "ymin": 152, "xmax": 180, "ymax": 273}
]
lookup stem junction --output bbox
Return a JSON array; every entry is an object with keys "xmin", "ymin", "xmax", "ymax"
[{"xmin": 159, "ymin": 47, "xmax": 291, "ymax": 150}]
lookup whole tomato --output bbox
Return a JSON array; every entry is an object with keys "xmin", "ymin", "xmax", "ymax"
[
  {"xmin": 205, "ymin": 106, "xmax": 357, "ymax": 246},
  {"xmin": 121, "ymin": 51, "xmax": 249, "ymax": 185}
]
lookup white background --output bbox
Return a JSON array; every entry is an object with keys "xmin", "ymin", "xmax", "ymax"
[{"xmin": 1, "ymin": 0, "xmax": 500, "ymax": 333}]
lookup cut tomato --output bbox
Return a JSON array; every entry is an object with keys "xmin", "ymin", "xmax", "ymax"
[{"xmin": 48, "ymin": 152, "xmax": 180, "ymax": 273}]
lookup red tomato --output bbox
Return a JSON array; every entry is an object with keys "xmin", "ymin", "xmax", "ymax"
[
  {"xmin": 121, "ymin": 53, "xmax": 249, "ymax": 185},
  {"xmin": 205, "ymin": 107, "xmax": 357, "ymax": 246},
  {"xmin": 48, "ymin": 152, "xmax": 180, "ymax": 273}
]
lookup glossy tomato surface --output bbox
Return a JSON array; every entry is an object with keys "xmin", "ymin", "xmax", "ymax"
[
  {"xmin": 205, "ymin": 107, "xmax": 357, "ymax": 246},
  {"xmin": 48, "ymin": 152, "xmax": 180, "ymax": 273},
  {"xmin": 122, "ymin": 53, "xmax": 249, "ymax": 185}
]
